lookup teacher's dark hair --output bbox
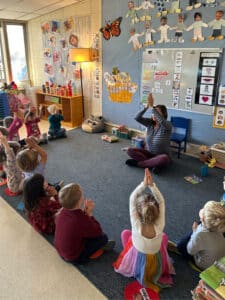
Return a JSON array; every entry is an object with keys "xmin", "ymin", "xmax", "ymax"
[{"xmin": 156, "ymin": 105, "xmax": 168, "ymax": 120}]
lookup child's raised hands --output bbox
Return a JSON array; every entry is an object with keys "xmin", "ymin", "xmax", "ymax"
[
  {"xmin": 143, "ymin": 168, "xmax": 153, "ymax": 187},
  {"xmin": 147, "ymin": 93, "xmax": 154, "ymax": 108},
  {"xmin": 84, "ymin": 199, "xmax": 95, "ymax": 216},
  {"xmin": 25, "ymin": 137, "xmax": 37, "ymax": 149}
]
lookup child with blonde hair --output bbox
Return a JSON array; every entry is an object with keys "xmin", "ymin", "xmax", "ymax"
[
  {"xmin": 54, "ymin": 183, "xmax": 115, "ymax": 264},
  {"xmin": 16, "ymin": 137, "xmax": 47, "ymax": 180},
  {"xmin": 169, "ymin": 200, "xmax": 225, "ymax": 270},
  {"xmin": 114, "ymin": 169, "xmax": 174, "ymax": 292},
  {"xmin": 47, "ymin": 104, "xmax": 66, "ymax": 140},
  {"xmin": 16, "ymin": 137, "xmax": 63, "ymax": 190}
]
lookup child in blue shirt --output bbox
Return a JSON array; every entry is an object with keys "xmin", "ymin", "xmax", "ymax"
[{"xmin": 47, "ymin": 104, "xmax": 67, "ymax": 140}]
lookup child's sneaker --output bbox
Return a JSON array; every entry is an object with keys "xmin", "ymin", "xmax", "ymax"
[
  {"xmin": 102, "ymin": 240, "xmax": 116, "ymax": 251},
  {"xmin": 167, "ymin": 240, "xmax": 181, "ymax": 255}
]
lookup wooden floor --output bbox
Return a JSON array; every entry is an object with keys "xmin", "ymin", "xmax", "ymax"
[{"xmin": 0, "ymin": 199, "xmax": 106, "ymax": 300}]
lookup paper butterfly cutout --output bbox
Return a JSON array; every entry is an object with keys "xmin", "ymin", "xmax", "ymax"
[{"xmin": 100, "ymin": 17, "xmax": 122, "ymax": 40}]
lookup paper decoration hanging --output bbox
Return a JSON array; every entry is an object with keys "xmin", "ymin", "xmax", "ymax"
[
  {"xmin": 186, "ymin": 12, "xmax": 208, "ymax": 42},
  {"xmin": 125, "ymin": 1, "xmax": 139, "ymax": 24},
  {"xmin": 168, "ymin": 0, "xmax": 181, "ymax": 14},
  {"xmin": 104, "ymin": 70, "xmax": 138, "ymax": 103},
  {"xmin": 128, "ymin": 28, "xmax": 144, "ymax": 51},
  {"xmin": 208, "ymin": 10, "xmax": 225, "ymax": 41},
  {"xmin": 100, "ymin": 17, "xmax": 122, "ymax": 40},
  {"xmin": 137, "ymin": 0, "xmax": 154, "ymax": 22}
]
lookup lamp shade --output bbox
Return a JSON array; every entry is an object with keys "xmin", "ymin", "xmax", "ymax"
[{"xmin": 69, "ymin": 48, "xmax": 98, "ymax": 62}]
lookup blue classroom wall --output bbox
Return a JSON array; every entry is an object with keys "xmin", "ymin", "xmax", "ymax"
[{"xmin": 101, "ymin": 0, "xmax": 225, "ymax": 145}]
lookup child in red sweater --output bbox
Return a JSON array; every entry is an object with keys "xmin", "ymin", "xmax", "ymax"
[
  {"xmin": 23, "ymin": 173, "xmax": 61, "ymax": 234},
  {"xmin": 54, "ymin": 183, "xmax": 115, "ymax": 264}
]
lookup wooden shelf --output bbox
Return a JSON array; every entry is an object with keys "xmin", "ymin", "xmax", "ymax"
[{"xmin": 36, "ymin": 92, "xmax": 83, "ymax": 127}]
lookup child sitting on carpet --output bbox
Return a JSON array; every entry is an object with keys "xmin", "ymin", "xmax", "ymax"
[
  {"xmin": 24, "ymin": 105, "xmax": 48, "ymax": 144},
  {"xmin": 113, "ymin": 168, "xmax": 174, "ymax": 292},
  {"xmin": 169, "ymin": 200, "xmax": 225, "ymax": 271},
  {"xmin": 47, "ymin": 104, "xmax": 66, "ymax": 140},
  {"xmin": 16, "ymin": 137, "xmax": 47, "ymax": 180},
  {"xmin": 23, "ymin": 174, "xmax": 61, "ymax": 234},
  {"xmin": 16, "ymin": 137, "xmax": 63, "ymax": 191},
  {"xmin": 0, "ymin": 133, "xmax": 23, "ymax": 195},
  {"xmin": 54, "ymin": 183, "xmax": 115, "ymax": 264}
]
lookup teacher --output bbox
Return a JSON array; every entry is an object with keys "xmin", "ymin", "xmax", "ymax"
[{"xmin": 126, "ymin": 93, "xmax": 172, "ymax": 173}]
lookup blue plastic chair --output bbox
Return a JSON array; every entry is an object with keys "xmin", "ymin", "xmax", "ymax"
[{"xmin": 170, "ymin": 117, "xmax": 190, "ymax": 158}]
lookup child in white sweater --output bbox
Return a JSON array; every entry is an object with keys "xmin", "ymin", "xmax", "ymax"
[
  {"xmin": 170, "ymin": 200, "xmax": 225, "ymax": 270},
  {"xmin": 114, "ymin": 169, "xmax": 174, "ymax": 292}
]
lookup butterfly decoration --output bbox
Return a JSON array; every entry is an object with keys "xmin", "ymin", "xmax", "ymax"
[{"xmin": 100, "ymin": 17, "xmax": 123, "ymax": 40}]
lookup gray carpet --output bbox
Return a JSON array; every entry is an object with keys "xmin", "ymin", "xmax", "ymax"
[{"xmin": 0, "ymin": 128, "xmax": 224, "ymax": 300}]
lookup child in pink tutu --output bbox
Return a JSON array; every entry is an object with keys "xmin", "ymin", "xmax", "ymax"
[{"xmin": 113, "ymin": 169, "xmax": 174, "ymax": 292}]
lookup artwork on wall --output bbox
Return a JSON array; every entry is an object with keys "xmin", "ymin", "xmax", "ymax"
[
  {"xmin": 41, "ymin": 15, "xmax": 91, "ymax": 87},
  {"xmin": 213, "ymin": 106, "xmax": 225, "ymax": 128},
  {"xmin": 195, "ymin": 51, "xmax": 223, "ymax": 106},
  {"xmin": 104, "ymin": 69, "xmax": 138, "ymax": 103},
  {"xmin": 100, "ymin": 17, "xmax": 123, "ymax": 40},
  {"xmin": 218, "ymin": 86, "xmax": 225, "ymax": 105}
]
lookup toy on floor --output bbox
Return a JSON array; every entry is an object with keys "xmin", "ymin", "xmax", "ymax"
[
  {"xmin": 82, "ymin": 115, "xmax": 104, "ymax": 133},
  {"xmin": 4, "ymin": 187, "xmax": 22, "ymax": 197},
  {"xmin": 208, "ymin": 157, "xmax": 216, "ymax": 168},
  {"xmin": 112, "ymin": 125, "xmax": 131, "ymax": 139},
  {"xmin": 101, "ymin": 135, "xmax": 119, "ymax": 143},
  {"xmin": 124, "ymin": 281, "xmax": 160, "ymax": 300}
]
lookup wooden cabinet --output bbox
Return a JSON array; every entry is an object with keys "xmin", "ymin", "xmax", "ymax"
[{"xmin": 36, "ymin": 92, "xmax": 83, "ymax": 127}]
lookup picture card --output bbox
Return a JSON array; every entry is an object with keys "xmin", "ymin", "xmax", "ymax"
[
  {"xmin": 174, "ymin": 66, "xmax": 182, "ymax": 73},
  {"xmin": 202, "ymin": 67, "xmax": 216, "ymax": 77},
  {"xmin": 215, "ymin": 108, "xmax": 225, "ymax": 126},
  {"xmin": 172, "ymin": 100, "xmax": 179, "ymax": 109},
  {"xmin": 186, "ymin": 88, "xmax": 193, "ymax": 96},
  {"xmin": 218, "ymin": 86, "xmax": 225, "ymax": 106},
  {"xmin": 175, "ymin": 51, "xmax": 183, "ymax": 59},
  {"xmin": 200, "ymin": 84, "xmax": 213, "ymax": 96},
  {"xmin": 202, "ymin": 58, "xmax": 217, "ymax": 66},
  {"xmin": 199, "ymin": 95, "xmax": 213, "ymax": 105},
  {"xmin": 201, "ymin": 77, "xmax": 215, "ymax": 85},
  {"xmin": 174, "ymin": 73, "xmax": 181, "ymax": 81}
]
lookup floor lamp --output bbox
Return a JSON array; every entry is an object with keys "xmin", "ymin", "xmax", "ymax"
[{"xmin": 69, "ymin": 48, "xmax": 98, "ymax": 118}]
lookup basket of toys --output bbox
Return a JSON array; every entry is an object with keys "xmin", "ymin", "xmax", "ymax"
[{"xmin": 210, "ymin": 142, "xmax": 225, "ymax": 165}]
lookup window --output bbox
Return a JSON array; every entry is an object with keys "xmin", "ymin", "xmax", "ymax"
[{"xmin": 0, "ymin": 21, "xmax": 29, "ymax": 84}]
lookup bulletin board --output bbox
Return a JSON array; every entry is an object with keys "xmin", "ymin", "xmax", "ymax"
[{"xmin": 140, "ymin": 48, "xmax": 224, "ymax": 115}]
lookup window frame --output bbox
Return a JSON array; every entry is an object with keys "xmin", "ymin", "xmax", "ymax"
[{"xmin": 0, "ymin": 19, "xmax": 29, "ymax": 83}]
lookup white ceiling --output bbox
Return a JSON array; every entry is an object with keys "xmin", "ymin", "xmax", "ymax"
[{"xmin": 0, "ymin": 0, "xmax": 83, "ymax": 21}]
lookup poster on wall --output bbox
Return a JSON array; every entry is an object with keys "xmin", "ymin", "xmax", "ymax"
[
  {"xmin": 104, "ymin": 69, "xmax": 138, "ymax": 103},
  {"xmin": 212, "ymin": 106, "xmax": 225, "ymax": 129},
  {"xmin": 218, "ymin": 86, "xmax": 225, "ymax": 106},
  {"xmin": 195, "ymin": 51, "xmax": 223, "ymax": 106},
  {"xmin": 41, "ymin": 15, "xmax": 91, "ymax": 87}
]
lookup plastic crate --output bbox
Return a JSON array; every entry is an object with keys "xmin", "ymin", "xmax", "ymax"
[
  {"xmin": 0, "ymin": 92, "xmax": 10, "ymax": 119},
  {"xmin": 211, "ymin": 147, "xmax": 225, "ymax": 165}
]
